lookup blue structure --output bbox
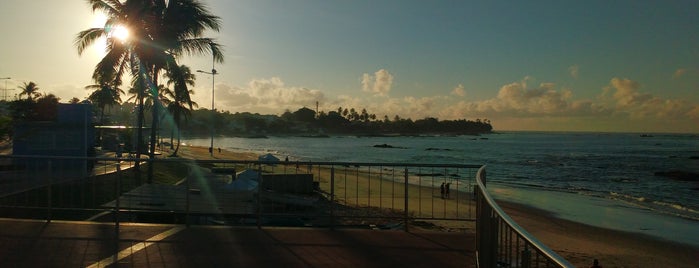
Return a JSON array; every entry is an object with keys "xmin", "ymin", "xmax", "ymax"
[{"xmin": 12, "ymin": 103, "xmax": 95, "ymax": 171}]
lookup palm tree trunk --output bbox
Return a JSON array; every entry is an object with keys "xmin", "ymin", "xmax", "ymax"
[
  {"xmin": 135, "ymin": 85, "xmax": 144, "ymax": 183},
  {"xmin": 173, "ymin": 128, "xmax": 181, "ymax": 156},
  {"xmin": 147, "ymin": 73, "xmax": 158, "ymax": 184}
]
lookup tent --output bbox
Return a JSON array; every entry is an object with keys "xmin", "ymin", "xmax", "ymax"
[
  {"xmin": 258, "ymin": 153, "xmax": 280, "ymax": 163},
  {"xmin": 222, "ymin": 169, "xmax": 259, "ymax": 191}
]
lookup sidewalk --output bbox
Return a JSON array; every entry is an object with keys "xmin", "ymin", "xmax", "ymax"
[{"xmin": 0, "ymin": 218, "xmax": 476, "ymax": 267}]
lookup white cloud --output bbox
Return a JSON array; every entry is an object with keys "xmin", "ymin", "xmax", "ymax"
[
  {"xmin": 569, "ymin": 65, "xmax": 579, "ymax": 79},
  {"xmin": 361, "ymin": 69, "xmax": 393, "ymax": 96},
  {"xmin": 451, "ymin": 84, "xmax": 466, "ymax": 97},
  {"xmin": 603, "ymin": 77, "xmax": 699, "ymax": 119},
  {"xmin": 196, "ymin": 77, "xmax": 325, "ymax": 114},
  {"xmin": 672, "ymin": 68, "xmax": 686, "ymax": 79},
  {"xmin": 190, "ymin": 75, "xmax": 699, "ymax": 132}
]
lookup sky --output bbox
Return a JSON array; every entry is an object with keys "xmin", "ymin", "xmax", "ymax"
[{"xmin": 1, "ymin": 0, "xmax": 698, "ymax": 133}]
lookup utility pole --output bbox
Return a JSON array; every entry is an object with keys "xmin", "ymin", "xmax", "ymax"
[
  {"xmin": 197, "ymin": 56, "xmax": 217, "ymax": 156},
  {"xmin": 0, "ymin": 77, "xmax": 10, "ymax": 101}
]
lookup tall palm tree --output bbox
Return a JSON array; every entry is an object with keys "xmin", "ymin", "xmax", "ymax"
[
  {"xmin": 164, "ymin": 64, "xmax": 197, "ymax": 156},
  {"xmin": 75, "ymin": 0, "xmax": 223, "ymax": 182},
  {"xmin": 18, "ymin": 82, "xmax": 41, "ymax": 101},
  {"xmin": 85, "ymin": 80, "xmax": 124, "ymax": 124}
]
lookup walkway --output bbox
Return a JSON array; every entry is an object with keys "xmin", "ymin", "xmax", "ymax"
[{"xmin": 0, "ymin": 218, "xmax": 476, "ymax": 267}]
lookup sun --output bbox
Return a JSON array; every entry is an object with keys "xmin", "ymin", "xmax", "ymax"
[{"xmin": 110, "ymin": 25, "xmax": 130, "ymax": 42}]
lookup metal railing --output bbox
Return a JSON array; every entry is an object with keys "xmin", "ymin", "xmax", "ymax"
[
  {"xmin": 475, "ymin": 166, "xmax": 574, "ymax": 268},
  {"xmin": 0, "ymin": 155, "xmax": 479, "ymax": 230},
  {"xmin": 0, "ymin": 155, "xmax": 575, "ymax": 267}
]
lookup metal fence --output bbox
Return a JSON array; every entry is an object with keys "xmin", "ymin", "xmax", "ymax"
[
  {"xmin": 0, "ymin": 155, "xmax": 574, "ymax": 267},
  {"xmin": 0, "ymin": 155, "xmax": 479, "ymax": 230},
  {"xmin": 474, "ymin": 166, "xmax": 573, "ymax": 268}
]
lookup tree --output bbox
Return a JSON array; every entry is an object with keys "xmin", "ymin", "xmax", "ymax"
[
  {"xmin": 86, "ymin": 80, "xmax": 124, "ymax": 124},
  {"xmin": 33, "ymin": 94, "xmax": 60, "ymax": 121},
  {"xmin": 164, "ymin": 64, "xmax": 197, "ymax": 156},
  {"xmin": 18, "ymin": 82, "xmax": 41, "ymax": 101},
  {"xmin": 76, "ymin": 0, "xmax": 223, "ymax": 182}
]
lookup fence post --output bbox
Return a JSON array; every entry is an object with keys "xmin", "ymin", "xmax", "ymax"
[
  {"xmin": 47, "ymin": 160, "xmax": 52, "ymax": 223},
  {"xmin": 521, "ymin": 246, "xmax": 531, "ymax": 268},
  {"xmin": 330, "ymin": 167, "xmax": 335, "ymax": 229},
  {"xmin": 257, "ymin": 163, "xmax": 262, "ymax": 229},
  {"xmin": 404, "ymin": 167, "xmax": 409, "ymax": 232},
  {"xmin": 186, "ymin": 163, "xmax": 191, "ymax": 227},
  {"xmin": 115, "ymin": 162, "xmax": 121, "ymax": 234}
]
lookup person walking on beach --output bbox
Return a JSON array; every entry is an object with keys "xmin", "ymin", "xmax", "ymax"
[
  {"xmin": 445, "ymin": 183, "xmax": 451, "ymax": 199},
  {"xmin": 440, "ymin": 182, "xmax": 445, "ymax": 199}
]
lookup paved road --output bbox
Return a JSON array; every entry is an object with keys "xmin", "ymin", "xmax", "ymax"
[{"xmin": 0, "ymin": 218, "xmax": 476, "ymax": 267}]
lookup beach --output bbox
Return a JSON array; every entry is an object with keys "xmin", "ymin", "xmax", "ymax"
[{"xmin": 176, "ymin": 144, "xmax": 699, "ymax": 267}]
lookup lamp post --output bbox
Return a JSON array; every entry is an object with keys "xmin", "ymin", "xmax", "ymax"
[
  {"xmin": 0, "ymin": 77, "xmax": 9, "ymax": 101},
  {"xmin": 197, "ymin": 64, "xmax": 217, "ymax": 156}
]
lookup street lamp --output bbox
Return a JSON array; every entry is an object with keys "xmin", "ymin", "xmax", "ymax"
[
  {"xmin": 0, "ymin": 77, "xmax": 10, "ymax": 101},
  {"xmin": 197, "ymin": 66, "xmax": 217, "ymax": 156}
]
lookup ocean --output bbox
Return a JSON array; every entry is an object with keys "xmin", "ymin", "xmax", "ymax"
[{"xmin": 182, "ymin": 132, "xmax": 699, "ymax": 246}]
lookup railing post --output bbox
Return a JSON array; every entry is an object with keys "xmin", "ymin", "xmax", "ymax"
[
  {"xmin": 257, "ymin": 163, "xmax": 262, "ymax": 229},
  {"xmin": 404, "ymin": 167, "xmax": 409, "ymax": 232},
  {"xmin": 521, "ymin": 246, "xmax": 531, "ymax": 268},
  {"xmin": 47, "ymin": 160, "xmax": 52, "ymax": 223},
  {"xmin": 115, "ymin": 162, "xmax": 121, "ymax": 234},
  {"xmin": 330, "ymin": 167, "xmax": 335, "ymax": 229},
  {"xmin": 185, "ymin": 163, "xmax": 191, "ymax": 227}
]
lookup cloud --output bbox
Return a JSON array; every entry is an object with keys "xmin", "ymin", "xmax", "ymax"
[
  {"xmin": 193, "ymin": 75, "xmax": 699, "ymax": 133},
  {"xmin": 569, "ymin": 65, "xmax": 579, "ymax": 79},
  {"xmin": 451, "ymin": 84, "xmax": 466, "ymax": 97},
  {"xmin": 672, "ymin": 68, "xmax": 686, "ymax": 79},
  {"xmin": 603, "ymin": 77, "xmax": 699, "ymax": 119},
  {"xmin": 199, "ymin": 77, "xmax": 325, "ymax": 114},
  {"xmin": 438, "ymin": 77, "xmax": 614, "ymax": 120},
  {"xmin": 361, "ymin": 69, "xmax": 393, "ymax": 96},
  {"xmin": 607, "ymin": 77, "xmax": 651, "ymax": 107}
]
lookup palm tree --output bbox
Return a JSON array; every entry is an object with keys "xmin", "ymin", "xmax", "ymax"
[
  {"xmin": 18, "ymin": 82, "xmax": 41, "ymax": 101},
  {"xmin": 85, "ymin": 80, "xmax": 124, "ymax": 124},
  {"xmin": 164, "ymin": 64, "xmax": 197, "ymax": 156},
  {"xmin": 75, "ymin": 0, "xmax": 223, "ymax": 182}
]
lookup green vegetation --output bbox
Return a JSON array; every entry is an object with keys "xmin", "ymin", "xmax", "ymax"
[{"xmin": 178, "ymin": 106, "xmax": 493, "ymax": 136}]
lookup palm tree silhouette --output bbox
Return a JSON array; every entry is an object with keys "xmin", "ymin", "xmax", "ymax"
[
  {"xmin": 75, "ymin": 0, "xmax": 223, "ymax": 182},
  {"xmin": 85, "ymin": 79, "xmax": 124, "ymax": 125},
  {"xmin": 18, "ymin": 82, "xmax": 41, "ymax": 101},
  {"xmin": 164, "ymin": 64, "xmax": 197, "ymax": 156}
]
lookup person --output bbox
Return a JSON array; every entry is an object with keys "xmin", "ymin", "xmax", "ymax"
[
  {"xmin": 445, "ymin": 183, "xmax": 451, "ymax": 198},
  {"xmin": 440, "ymin": 182, "xmax": 445, "ymax": 199},
  {"xmin": 590, "ymin": 259, "xmax": 602, "ymax": 268},
  {"xmin": 218, "ymin": 147, "xmax": 221, "ymax": 153}
]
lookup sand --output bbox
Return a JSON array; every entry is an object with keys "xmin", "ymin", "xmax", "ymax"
[
  {"xmin": 175, "ymin": 145, "xmax": 699, "ymax": 267},
  {"xmin": 500, "ymin": 201, "xmax": 699, "ymax": 268}
]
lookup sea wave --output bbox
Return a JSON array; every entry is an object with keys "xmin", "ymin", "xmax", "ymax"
[{"xmin": 609, "ymin": 192, "xmax": 699, "ymax": 222}]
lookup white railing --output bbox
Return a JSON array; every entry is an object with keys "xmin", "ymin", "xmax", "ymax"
[{"xmin": 475, "ymin": 166, "xmax": 574, "ymax": 268}]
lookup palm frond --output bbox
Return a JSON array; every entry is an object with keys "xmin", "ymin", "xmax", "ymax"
[{"xmin": 75, "ymin": 28, "xmax": 106, "ymax": 55}]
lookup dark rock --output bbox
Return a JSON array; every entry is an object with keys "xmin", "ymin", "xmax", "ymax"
[
  {"xmin": 373, "ymin": 144, "xmax": 406, "ymax": 149},
  {"xmin": 654, "ymin": 170, "xmax": 699, "ymax": 181}
]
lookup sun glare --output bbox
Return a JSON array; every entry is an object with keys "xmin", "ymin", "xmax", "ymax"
[{"xmin": 111, "ymin": 25, "xmax": 130, "ymax": 42}]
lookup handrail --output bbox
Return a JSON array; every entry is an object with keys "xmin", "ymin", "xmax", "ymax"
[
  {"xmin": 475, "ymin": 166, "xmax": 574, "ymax": 267},
  {"xmin": 1, "ymin": 154, "xmax": 483, "ymax": 168},
  {"xmin": 0, "ymin": 154, "xmax": 576, "ymax": 266}
]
